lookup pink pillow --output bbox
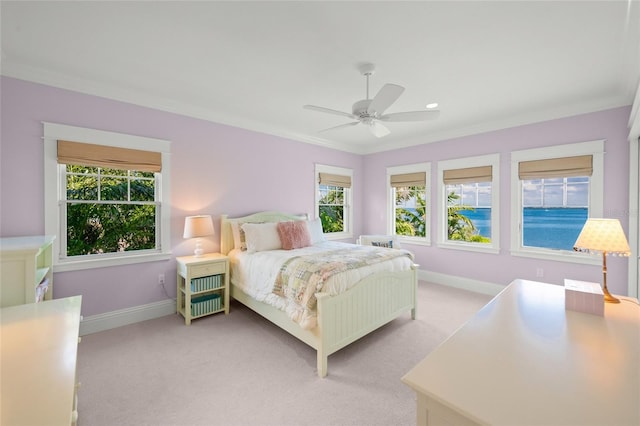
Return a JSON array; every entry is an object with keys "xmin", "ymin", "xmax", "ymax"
[{"xmin": 277, "ymin": 221, "xmax": 311, "ymax": 250}]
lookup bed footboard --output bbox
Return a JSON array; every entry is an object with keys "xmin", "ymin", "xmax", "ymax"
[{"xmin": 315, "ymin": 266, "xmax": 418, "ymax": 377}]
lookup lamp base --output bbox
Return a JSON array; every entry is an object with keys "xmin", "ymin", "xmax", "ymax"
[
  {"xmin": 193, "ymin": 239, "xmax": 204, "ymax": 257},
  {"xmin": 601, "ymin": 252, "xmax": 620, "ymax": 303},
  {"xmin": 603, "ymin": 287, "xmax": 620, "ymax": 304}
]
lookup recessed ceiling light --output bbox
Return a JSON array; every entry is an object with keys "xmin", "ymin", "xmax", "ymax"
[{"xmin": 426, "ymin": 103, "xmax": 439, "ymax": 109}]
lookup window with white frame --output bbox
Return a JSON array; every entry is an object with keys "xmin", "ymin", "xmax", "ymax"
[
  {"xmin": 44, "ymin": 123, "xmax": 171, "ymax": 271},
  {"xmin": 510, "ymin": 140, "xmax": 604, "ymax": 262},
  {"xmin": 437, "ymin": 154, "xmax": 500, "ymax": 253},
  {"xmin": 387, "ymin": 162, "xmax": 431, "ymax": 244},
  {"xmin": 315, "ymin": 164, "xmax": 352, "ymax": 239}
]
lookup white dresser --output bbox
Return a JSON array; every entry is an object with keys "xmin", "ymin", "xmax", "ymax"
[
  {"xmin": 402, "ymin": 279, "xmax": 640, "ymax": 426},
  {"xmin": 1, "ymin": 296, "xmax": 82, "ymax": 425}
]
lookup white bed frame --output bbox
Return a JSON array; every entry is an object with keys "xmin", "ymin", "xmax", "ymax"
[{"xmin": 220, "ymin": 211, "xmax": 418, "ymax": 378}]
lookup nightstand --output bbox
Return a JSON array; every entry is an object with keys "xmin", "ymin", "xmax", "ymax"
[{"xmin": 176, "ymin": 253, "xmax": 229, "ymax": 325}]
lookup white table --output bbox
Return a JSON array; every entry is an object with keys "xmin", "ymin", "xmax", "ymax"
[
  {"xmin": 1, "ymin": 296, "xmax": 82, "ymax": 425},
  {"xmin": 402, "ymin": 279, "xmax": 640, "ymax": 426}
]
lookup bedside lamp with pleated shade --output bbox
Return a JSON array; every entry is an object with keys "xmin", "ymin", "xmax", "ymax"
[
  {"xmin": 573, "ymin": 218, "xmax": 631, "ymax": 303},
  {"xmin": 183, "ymin": 215, "xmax": 214, "ymax": 257}
]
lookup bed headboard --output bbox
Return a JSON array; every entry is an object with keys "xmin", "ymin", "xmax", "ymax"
[{"xmin": 220, "ymin": 211, "xmax": 309, "ymax": 255}]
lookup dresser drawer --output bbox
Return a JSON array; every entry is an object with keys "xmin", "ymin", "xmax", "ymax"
[{"xmin": 191, "ymin": 262, "xmax": 225, "ymax": 277}]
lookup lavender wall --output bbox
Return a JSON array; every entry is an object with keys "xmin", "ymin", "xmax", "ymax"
[
  {"xmin": 364, "ymin": 106, "xmax": 632, "ymax": 294},
  {"xmin": 0, "ymin": 76, "xmax": 632, "ymax": 317},
  {"xmin": 0, "ymin": 77, "xmax": 363, "ymax": 316}
]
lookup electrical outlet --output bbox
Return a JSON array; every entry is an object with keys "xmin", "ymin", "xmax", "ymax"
[
  {"xmin": 158, "ymin": 273, "xmax": 165, "ymax": 285},
  {"xmin": 536, "ymin": 268, "xmax": 544, "ymax": 278}
]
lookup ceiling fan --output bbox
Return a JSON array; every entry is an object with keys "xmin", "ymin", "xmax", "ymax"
[{"xmin": 304, "ymin": 63, "xmax": 440, "ymax": 138}]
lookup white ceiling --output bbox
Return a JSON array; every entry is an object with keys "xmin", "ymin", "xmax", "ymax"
[{"xmin": 2, "ymin": 1, "xmax": 639, "ymax": 154}]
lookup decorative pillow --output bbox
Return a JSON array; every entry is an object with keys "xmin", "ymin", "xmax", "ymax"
[
  {"xmin": 277, "ymin": 221, "xmax": 312, "ymax": 250},
  {"xmin": 371, "ymin": 240, "xmax": 394, "ymax": 248},
  {"xmin": 306, "ymin": 218, "xmax": 326, "ymax": 244},
  {"xmin": 230, "ymin": 222, "xmax": 247, "ymax": 251},
  {"xmin": 359, "ymin": 235, "xmax": 401, "ymax": 249},
  {"xmin": 241, "ymin": 222, "xmax": 282, "ymax": 253}
]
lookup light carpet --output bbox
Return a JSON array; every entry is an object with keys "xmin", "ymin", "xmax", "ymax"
[{"xmin": 76, "ymin": 282, "xmax": 492, "ymax": 426}]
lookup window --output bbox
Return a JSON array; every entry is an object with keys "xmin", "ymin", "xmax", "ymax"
[
  {"xmin": 510, "ymin": 140, "xmax": 604, "ymax": 263},
  {"xmin": 437, "ymin": 154, "xmax": 500, "ymax": 253},
  {"xmin": 387, "ymin": 163, "xmax": 431, "ymax": 245},
  {"xmin": 315, "ymin": 164, "xmax": 352, "ymax": 239},
  {"xmin": 522, "ymin": 176, "xmax": 589, "ymax": 250},
  {"xmin": 44, "ymin": 123, "xmax": 171, "ymax": 271}
]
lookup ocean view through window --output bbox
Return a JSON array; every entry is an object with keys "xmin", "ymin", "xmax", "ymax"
[
  {"xmin": 446, "ymin": 175, "xmax": 588, "ymax": 250},
  {"xmin": 437, "ymin": 153, "xmax": 500, "ymax": 253},
  {"xmin": 510, "ymin": 140, "xmax": 603, "ymax": 259},
  {"xmin": 461, "ymin": 207, "xmax": 588, "ymax": 250},
  {"xmin": 446, "ymin": 181, "xmax": 492, "ymax": 243}
]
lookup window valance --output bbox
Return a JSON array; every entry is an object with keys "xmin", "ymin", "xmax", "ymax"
[
  {"xmin": 390, "ymin": 172, "xmax": 426, "ymax": 188},
  {"xmin": 443, "ymin": 166, "xmax": 492, "ymax": 184},
  {"xmin": 518, "ymin": 155, "xmax": 592, "ymax": 180},
  {"xmin": 57, "ymin": 140, "xmax": 162, "ymax": 173},
  {"xmin": 319, "ymin": 172, "xmax": 351, "ymax": 188}
]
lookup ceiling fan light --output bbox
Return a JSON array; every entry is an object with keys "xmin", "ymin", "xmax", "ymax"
[{"xmin": 369, "ymin": 120, "xmax": 390, "ymax": 138}]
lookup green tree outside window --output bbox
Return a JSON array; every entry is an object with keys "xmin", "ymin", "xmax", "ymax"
[
  {"xmin": 447, "ymin": 192, "xmax": 490, "ymax": 243},
  {"xmin": 395, "ymin": 186, "xmax": 426, "ymax": 237},
  {"xmin": 318, "ymin": 184, "xmax": 344, "ymax": 233},
  {"xmin": 65, "ymin": 165, "xmax": 157, "ymax": 256}
]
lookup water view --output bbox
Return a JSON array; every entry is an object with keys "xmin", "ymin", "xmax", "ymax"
[{"xmin": 460, "ymin": 207, "xmax": 588, "ymax": 250}]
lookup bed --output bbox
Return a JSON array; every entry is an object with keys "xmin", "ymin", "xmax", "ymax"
[{"xmin": 220, "ymin": 211, "xmax": 418, "ymax": 377}]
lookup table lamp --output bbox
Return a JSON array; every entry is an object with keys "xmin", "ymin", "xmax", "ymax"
[
  {"xmin": 183, "ymin": 215, "xmax": 214, "ymax": 257},
  {"xmin": 573, "ymin": 218, "xmax": 631, "ymax": 303}
]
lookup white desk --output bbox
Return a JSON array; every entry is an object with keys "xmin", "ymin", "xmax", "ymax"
[
  {"xmin": 402, "ymin": 279, "xmax": 640, "ymax": 426},
  {"xmin": 1, "ymin": 296, "xmax": 82, "ymax": 425}
]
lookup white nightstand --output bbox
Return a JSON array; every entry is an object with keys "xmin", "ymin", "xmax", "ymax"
[{"xmin": 176, "ymin": 253, "xmax": 229, "ymax": 325}]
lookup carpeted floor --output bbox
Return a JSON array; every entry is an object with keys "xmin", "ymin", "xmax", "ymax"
[{"xmin": 76, "ymin": 282, "xmax": 492, "ymax": 426}]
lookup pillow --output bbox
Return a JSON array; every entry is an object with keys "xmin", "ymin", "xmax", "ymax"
[
  {"xmin": 241, "ymin": 222, "xmax": 282, "ymax": 253},
  {"xmin": 277, "ymin": 221, "xmax": 312, "ymax": 250},
  {"xmin": 359, "ymin": 235, "xmax": 401, "ymax": 249},
  {"xmin": 371, "ymin": 240, "xmax": 394, "ymax": 248},
  {"xmin": 306, "ymin": 218, "xmax": 325, "ymax": 244},
  {"xmin": 230, "ymin": 222, "xmax": 247, "ymax": 251}
]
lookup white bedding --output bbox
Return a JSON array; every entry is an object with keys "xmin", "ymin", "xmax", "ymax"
[{"xmin": 228, "ymin": 241, "xmax": 413, "ymax": 329}]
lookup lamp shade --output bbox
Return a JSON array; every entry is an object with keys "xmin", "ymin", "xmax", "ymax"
[
  {"xmin": 183, "ymin": 215, "xmax": 215, "ymax": 239},
  {"xmin": 573, "ymin": 218, "xmax": 630, "ymax": 256}
]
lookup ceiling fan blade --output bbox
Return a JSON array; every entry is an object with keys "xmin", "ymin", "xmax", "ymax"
[
  {"xmin": 380, "ymin": 110, "xmax": 441, "ymax": 122},
  {"xmin": 304, "ymin": 105, "xmax": 357, "ymax": 119},
  {"xmin": 318, "ymin": 121, "xmax": 360, "ymax": 133},
  {"xmin": 367, "ymin": 84, "xmax": 405, "ymax": 116},
  {"xmin": 369, "ymin": 121, "xmax": 390, "ymax": 138}
]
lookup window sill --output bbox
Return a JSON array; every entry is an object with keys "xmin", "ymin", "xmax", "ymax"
[
  {"xmin": 54, "ymin": 251, "xmax": 172, "ymax": 272},
  {"xmin": 324, "ymin": 232, "xmax": 353, "ymax": 241},
  {"xmin": 437, "ymin": 241, "xmax": 500, "ymax": 254},
  {"xmin": 398, "ymin": 237, "xmax": 431, "ymax": 247},
  {"xmin": 510, "ymin": 248, "xmax": 600, "ymax": 265}
]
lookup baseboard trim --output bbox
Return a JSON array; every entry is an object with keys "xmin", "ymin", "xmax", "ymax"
[
  {"xmin": 418, "ymin": 269, "xmax": 504, "ymax": 297},
  {"xmin": 79, "ymin": 270, "xmax": 500, "ymax": 336},
  {"xmin": 80, "ymin": 299, "xmax": 176, "ymax": 336}
]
